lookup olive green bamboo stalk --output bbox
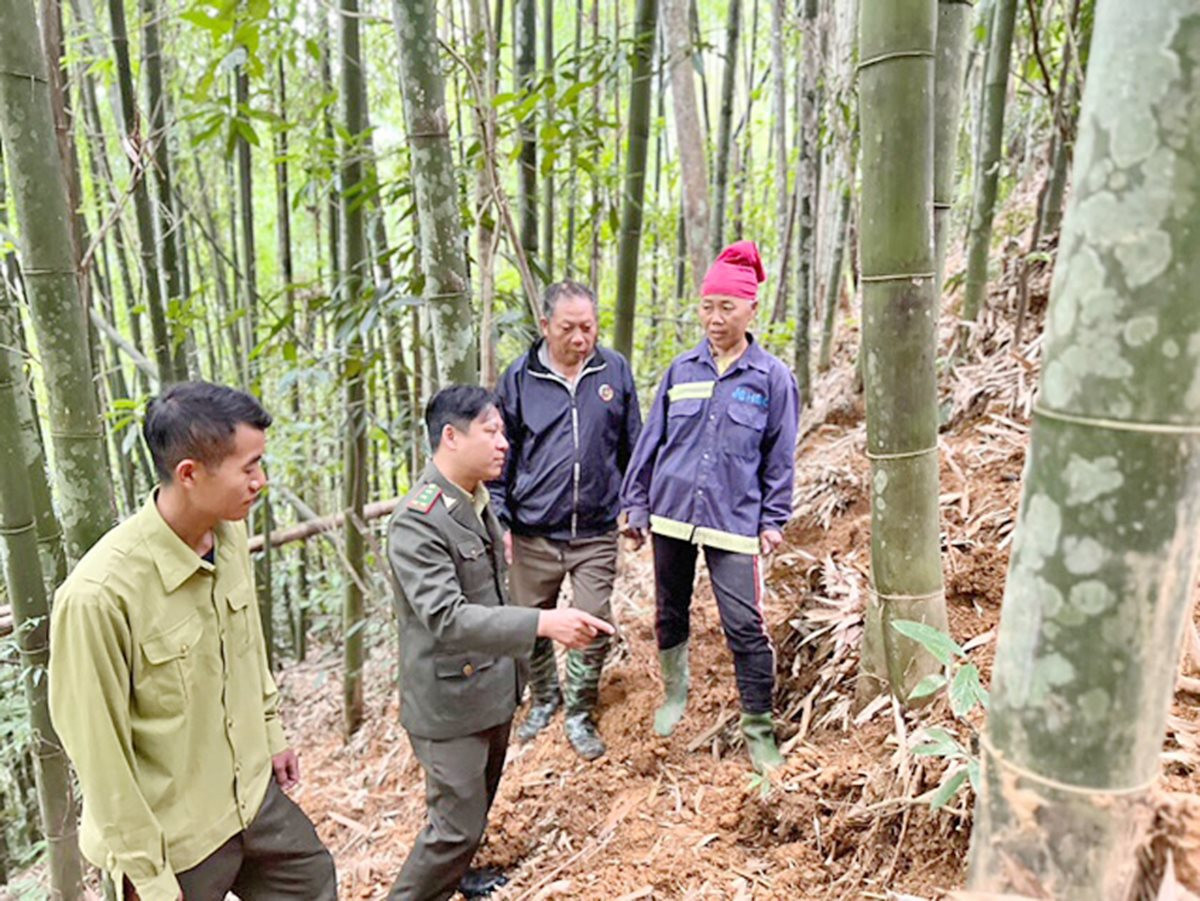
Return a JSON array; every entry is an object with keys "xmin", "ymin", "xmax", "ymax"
[
  {"xmin": 0, "ymin": 278, "xmax": 83, "ymax": 901},
  {"xmin": 856, "ymin": 0, "xmax": 949, "ymax": 703},
  {"xmin": 933, "ymin": 0, "xmax": 972, "ymax": 298},
  {"xmin": 959, "ymin": 0, "xmax": 1016, "ymax": 331},
  {"xmin": 0, "ymin": 0, "xmax": 117, "ymax": 562},
  {"xmin": 709, "ymin": 0, "xmax": 741, "ymax": 256},
  {"xmin": 613, "ymin": 0, "xmax": 659, "ymax": 361},
  {"xmin": 968, "ymin": 3, "xmax": 1200, "ymax": 895},
  {"xmin": 393, "ymin": 0, "xmax": 477, "ymax": 385},
  {"xmin": 342, "ymin": 0, "xmax": 369, "ymax": 736}
]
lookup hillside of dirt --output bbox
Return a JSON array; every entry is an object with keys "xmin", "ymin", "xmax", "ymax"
[{"xmin": 280, "ymin": 215, "xmax": 1200, "ymax": 900}]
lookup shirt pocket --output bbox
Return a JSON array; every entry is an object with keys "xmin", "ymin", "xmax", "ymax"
[
  {"xmin": 225, "ymin": 579, "xmax": 255, "ymax": 649},
  {"xmin": 139, "ymin": 612, "xmax": 204, "ymax": 716},
  {"xmin": 456, "ymin": 538, "xmax": 494, "ymax": 595},
  {"xmin": 725, "ymin": 403, "xmax": 767, "ymax": 459},
  {"xmin": 666, "ymin": 398, "xmax": 704, "ymax": 442},
  {"xmin": 433, "ymin": 652, "xmax": 497, "ymax": 680}
]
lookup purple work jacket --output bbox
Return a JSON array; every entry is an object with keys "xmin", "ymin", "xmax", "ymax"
[{"xmin": 620, "ymin": 335, "xmax": 800, "ymax": 555}]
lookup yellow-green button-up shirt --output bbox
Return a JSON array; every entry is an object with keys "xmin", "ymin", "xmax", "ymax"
[{"xmin": 48, "ymin": 496, "xmax": 287, "ymax": 901}]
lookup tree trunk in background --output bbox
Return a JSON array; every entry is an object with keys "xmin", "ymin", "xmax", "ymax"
[
  {"xmin": 0, "ymin": 235, "xmax": 83, "ymax": 901},
  {"xmin": 793, "ymin": 0, "xmax": 819, "ymax": 401},
  {"xmin": 469, "ymin": 0, "xmax": 500, "ymax": 385},
  {"xmin": 1035, "ymin": 0, "xmax": 1093, "ymax": 242},
  {"xmin": 0, "ymin": 2, "xmax": 117, "ymax": 563},
  {"xmin": 340, "ymin": 0, "xmax": 369, "ymax": 737},
  {"xmin": 142, "ymin": 0, "xmax": 188, "ymax": 381},
  {"xmin": 856, "ymin": 0, "xmax": 948, "ymax": 704},
  {"xmin": 663, "ymin": 0, "xmax": 709, "ymax": 291},
  {"xmin": 232, "ymin": 63, "xmax": 274, "ymax": 670},
  {"xmin": 564, "ymin": 0, "xmax": 583, "ymax": 275},
  {"xmin": 587, "ymin": 0, "xmax": 601, "ymax": 294},
  {"xmin": 541, "ymin": 0, "xmax": 555, "ymax": 277},
  {"xmin": 515, "ymin": 0, "xmax": 539, "ymax": 281},
  {"xmin": 105, "ymin": 0, "xmax": 178, "ymax": 384},
  {"xmin": 968, "ymin": 3, "xmax": 1200, "ymax": 893},
  {"xmin": 709, "ymin": 0, "xmax": 740, "ymax": 257},
  {"xmin": 732, "ymin": 0, "xmax": 760, "ymax": 241},
  {"xmin": 393, "ymin": 0, "xmax": 478, "ymax": 385},
  {"xmin": 612, "ymin": 0, "xmax": 659, "ymax": 362},
  {"xmin": 959, "ymin": 0, "xmax": 1017, "ymax": 331},
  {"xmin": 768, "ymin": 0, "xmax": 790, "ymax": 322},
  {"xmin": 817, "ymin": 177, "xmax": 850, "ymax": 371},
  {"xmin": 932, "ymin": 0, "xmax": 972, "ymax": 299}
]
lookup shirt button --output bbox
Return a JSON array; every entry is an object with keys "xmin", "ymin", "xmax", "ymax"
[
  {"xmin": 227, "ymin": 719, "xmax": 235, "ymax": 730},
  {"xmin": 180, "ymin": 643, "xmax": 188, "ymax": 653},
  {"xmin": 462, "ymin": 663, "xmax": 475, "ymax": 677}
]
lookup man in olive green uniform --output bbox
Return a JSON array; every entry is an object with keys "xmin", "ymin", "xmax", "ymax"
[
  {"xmin": 48, "ymin": 382, "xmax": 335, "ymax": 901},
  {"xmin": 388, "ymin": 385, "xmax": 611, "ymax": 900}
]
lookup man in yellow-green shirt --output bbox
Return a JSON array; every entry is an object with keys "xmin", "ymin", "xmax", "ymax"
[{"xmin": 48, "ymin": 382, "xmax": 335, "ymax": 901}]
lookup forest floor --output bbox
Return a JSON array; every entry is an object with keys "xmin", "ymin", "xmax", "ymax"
[
  {"xmin": 11, "ymin": 197, "xmax": 1200, "ymax": 901},
  {"xmin": 283, "ymin": 232, "xmax": 1200, "ymax": 900}
]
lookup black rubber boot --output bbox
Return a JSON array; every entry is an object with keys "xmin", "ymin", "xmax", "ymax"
[
  {"xmin": 516, "ymin": 637, "xmax": 561, "ymax": 742},
  {"xmin": 459, "ymin": 867, "xmax": 508, "ymax": 897}
]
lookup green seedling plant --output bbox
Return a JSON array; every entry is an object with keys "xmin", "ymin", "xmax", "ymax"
[{"xmin": 891, "ymin": 620, "xmax": 990, "ymax": 810}]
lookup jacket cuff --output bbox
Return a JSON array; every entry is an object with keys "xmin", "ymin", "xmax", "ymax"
[
  {"xmin": 131, "ymin": 866, "xmax": 181, "ymax": 901},
  {"xmin": 624, "ymin": 507, "xmax": 649, "ymax": 530},
  {"xmin": 265, "ymin": 718, "xmax": 288, "ymax": 757}
]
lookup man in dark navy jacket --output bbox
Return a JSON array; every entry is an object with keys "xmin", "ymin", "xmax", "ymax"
[{"xmin": 490, "ymin": 280, "xmax": 642, "ymax": 760}]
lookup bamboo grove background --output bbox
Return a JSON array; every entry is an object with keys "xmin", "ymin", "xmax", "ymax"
[{"xmin": 0, "ymin": 0, "xmax": 1096, "ymax": 887}]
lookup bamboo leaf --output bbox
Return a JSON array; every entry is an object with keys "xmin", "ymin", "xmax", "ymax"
[
  {"xmin": 967, "ymin": 758, "xmax": 981, "ymax": 791},
  {"xmin": 891, "ymin": 619, "xmax": 965, "ymax": 666},
  {"xmin": 929, "ymin": 768, "xmax": 968, "ymax": 810},
  {"xmin": 950, "ymin": 664, "xmax": 985, "ymax": 717},
  {"xmin": 912, "ymin": 727, "xmax": 964, "ymax": 759},
  {"xmin": 907, "ymin": 673, "xmax": 947, "ymax": 702}
]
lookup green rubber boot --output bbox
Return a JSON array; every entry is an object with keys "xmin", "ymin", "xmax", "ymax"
[
  {"xmin": 516, "ymin": 637, "xmax": 561, "ymax": 742},
  {"xmin": 563, "ymin": 633, "xmax": 610, "ymax": 761},
  {"xmin": 741, "ymin": 712, "xmax": 785, "ymax": 773},
  {"xmin": 654, "ymin": 641, "xmax": 690, "ymax": 737}
]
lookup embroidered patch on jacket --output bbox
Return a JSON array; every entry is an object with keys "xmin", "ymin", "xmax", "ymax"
[
  {"xmin": 732, "ymin": 386, "xmax": 769, "ymax": 408},
  {"xmin": 407, "ymin": 483, "xmax": 442, "ymax": 513},
  {"xmin": 598, "ymin": 383, "xmax": 615, "ymax": 403}
]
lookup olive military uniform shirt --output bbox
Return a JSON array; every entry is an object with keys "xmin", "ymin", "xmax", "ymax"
[
  {"xmin": 48, "ymin": 495, "xmax": 287, "ymax": 901},
  {"xmin": 388, "ymin": 464, "xmax": 541, "ymax": 741}
]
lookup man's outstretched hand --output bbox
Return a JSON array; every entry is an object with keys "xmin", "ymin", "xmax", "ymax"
[{"xmin": 537, "ymin": 609, "xmax": 615, "ymax": 649}]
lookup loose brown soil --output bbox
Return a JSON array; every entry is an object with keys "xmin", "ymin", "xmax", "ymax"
[{"xmin": 282, "ymin": 232, "xmax": 1200, "ymax": 900}]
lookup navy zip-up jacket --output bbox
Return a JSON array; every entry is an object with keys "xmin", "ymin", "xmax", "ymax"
[
  {"xmin": 620, "ymin": 335, "xmax": 799, "ymax": 555},
  {"xmin": 490, "ymin": 340, "xmax": 642, "ymax": 540}
]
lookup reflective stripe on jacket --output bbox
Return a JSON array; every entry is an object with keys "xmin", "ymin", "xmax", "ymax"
[{"xmin": 620, "ymin": 335, "xmax": 799, "ymax": 554}]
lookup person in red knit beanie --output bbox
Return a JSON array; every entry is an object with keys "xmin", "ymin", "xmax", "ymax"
[{"xmin": 619, "ymin": 241, "xmax": 800, "ymax": 773}]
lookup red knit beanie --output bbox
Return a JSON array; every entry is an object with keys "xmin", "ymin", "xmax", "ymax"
[{"xmin": 700, "ymin": 240, "xmax": 766, "ymax": 301}]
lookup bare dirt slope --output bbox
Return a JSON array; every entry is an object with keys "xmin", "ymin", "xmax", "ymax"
[{"xmin": 284, "ymin": 245, "xmax": 1200, "ymax": 900}]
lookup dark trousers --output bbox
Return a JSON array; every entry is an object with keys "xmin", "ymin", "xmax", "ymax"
[
  {"xmin": 652, "ymin": 533, "xmax": 776, "ymax": 713},
  {"xmin": 124, "ymin": 779, "xmax": 336, "ymax": 900},
  {"xmin": 389, "ymin": 720, "xmax": 511, "ymax": 901}
]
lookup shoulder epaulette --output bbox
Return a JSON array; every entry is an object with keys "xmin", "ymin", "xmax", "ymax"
[{"xmin": 407, "ymin": 483, "xmax": 443, "ymax": 514}]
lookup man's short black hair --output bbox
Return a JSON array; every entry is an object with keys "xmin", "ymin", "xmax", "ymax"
[
  {"xmin": 425, "ymin": 385, "xmax": 498, "ymax": 452},
  {"xmin": 143, "ymin": 381, "xmax": 272, "ymax": 482}
]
